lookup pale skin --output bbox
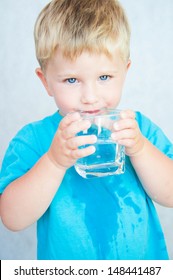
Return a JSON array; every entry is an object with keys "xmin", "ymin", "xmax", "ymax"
[{"xmin": 0, "ymin": 49, "xmax": 173, "ymax": 231}]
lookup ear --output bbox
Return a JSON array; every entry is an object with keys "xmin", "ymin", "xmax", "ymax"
[
  {"xmin": 35, "ymin": 68, "xmax": 53, "ymax": 97},
  {"xmin": 126, "ymin": 59, "xmax": 131, "ymax": 71}
]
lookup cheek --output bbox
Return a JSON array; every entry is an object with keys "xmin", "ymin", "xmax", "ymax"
[
  {"xmin": 53, "ymin": 93, "xmax": 76, "ymax": 113},
  {"xmin": 53, "ymin": 94, "xmax": 67, "ymax": 106},
  {"xmin": 105, "ymin": 91, "xmax": 122, "ymax": 107}
]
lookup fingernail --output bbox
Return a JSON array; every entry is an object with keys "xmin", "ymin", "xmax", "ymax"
[
  {"xmin": 120, "ymin": 112, "xmax": 126, "ymax": 119},
  {"xmin": 113, "ymin": 122, "xmax": 119, "ymax": 130},
  {"xmin": 111, "ymin": 133, "xmax": 117, "ymax": 140},
  {"xmin": 91, "ymin": 135, "xmax": 97, "ymax": 142}
]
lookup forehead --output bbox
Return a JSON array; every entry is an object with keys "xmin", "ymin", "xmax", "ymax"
[{"xmin": 46, "ymin": 48, "xmax": 126, "ymax": 72}]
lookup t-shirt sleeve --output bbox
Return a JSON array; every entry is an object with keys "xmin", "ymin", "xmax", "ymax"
[
  {"xmin": 136, "ymin": 111, "xmax": 173, "ymax": 159},
  {"xmin": 0, "ymin": 124, "xmax": 42, "ymax": 194}
]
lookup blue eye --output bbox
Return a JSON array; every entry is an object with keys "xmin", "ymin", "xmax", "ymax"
[
  {"xmin": 99, "ymin": 75, "xmax": 109, "ymax": 81},
  {"xmin": 66, "ymin": 78, "xmax": 77, "ymax": 84}
]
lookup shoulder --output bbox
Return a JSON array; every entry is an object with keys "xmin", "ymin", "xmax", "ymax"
[
  {"xmin": 135, "ymin": 111, "xmax": 161, "ymax": 139},
  {"xmin": 17, "ymin": 111, "xmax": 62, "ymax": 137},
  {"xmin": 135, "ymin": 111, "xmax": 155, "ymax": 132},
  {"xmin": 12, "ymin": 111, "xmax": 62, "ymax": 153},
  {"xmin": 0, "ymin": 112, "xmax": 63, "ymax": 192},
  {"xmin": 135, "ymin": 111, "xmax": 173, "ymax": 156},
  {"xmin": 2, "ymin": 111, "xmax": 62, "ymax": 168}
]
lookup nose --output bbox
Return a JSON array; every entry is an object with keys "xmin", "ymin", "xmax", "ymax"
[{"xmin": 80, "ymin": 83, "xmax": 99, "ymax": 105}]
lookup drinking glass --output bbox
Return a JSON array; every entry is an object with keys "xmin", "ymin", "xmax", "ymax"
[{"xmin": 74, "ymin": 108, "xmax": 125, "ymax": 178}]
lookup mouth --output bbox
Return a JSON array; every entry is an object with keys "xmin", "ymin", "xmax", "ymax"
[
  {"xmin": 83, "ymin": 109, "xmax": 101, "ymax": 114},
  {"xmin": 79, "ymin": 108, "xmax": 105, "ymax": 116}
]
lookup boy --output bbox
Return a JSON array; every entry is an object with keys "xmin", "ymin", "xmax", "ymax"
[{"xmin": 0, "ymin": 0, "xmax": 173, "ymax": 259}]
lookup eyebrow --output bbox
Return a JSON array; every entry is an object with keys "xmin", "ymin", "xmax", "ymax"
[
  {"xmin": 55, "ymin": 75, "xmax": 75, "ymax": 81},
  {"xmin": 99, "ymin": 70, "xmax": 118, "ymax": 75},
  {"xmin": 56, "ymin": 73, "xmax": 77, "ymax": 78},
  {"xmin": 56, "ymin": 69, "xmax": 118, "ymax": 78}
]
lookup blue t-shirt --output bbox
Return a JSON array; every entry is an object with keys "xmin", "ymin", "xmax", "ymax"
[{"xmin": 0, "ymin": 111, "xmax": 172, "ymax": 260}]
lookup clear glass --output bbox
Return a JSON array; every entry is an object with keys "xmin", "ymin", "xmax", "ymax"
[{"xmin": 74, "ymin": 108, "xmax": 125, "ymax": 178}]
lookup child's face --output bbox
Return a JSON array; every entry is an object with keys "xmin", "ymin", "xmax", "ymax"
[{"xmin": 36, "ymin": 49, "xmax": 130, "ymax": 116}]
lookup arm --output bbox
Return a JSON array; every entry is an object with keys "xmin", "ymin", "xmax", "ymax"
[
  {"xmin": 111, "ymin": 110, "xmax": 173, "ymax": 207},
  {"xmin": 0, "ymin": 154, "xmax": 65, "ymax": 231},
  {"xmin": 0, "ymin": 112, "xmax": 96, "ymax": 231},
  {"xmin": 0, "ymin": 194, "xmax": 1, "ymax": 217},
  {"xmin": 130, "ymin": 138, "xmax": 173, "ymax": 206}
]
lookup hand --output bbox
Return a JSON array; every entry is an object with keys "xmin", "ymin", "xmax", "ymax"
[
  {"xmin": 111, "ymin": 110, "xmax": 146, "ymax": 157},
  {"xmin": 47, "ymin": 112, "xmax": 97, "ymax": 170}
]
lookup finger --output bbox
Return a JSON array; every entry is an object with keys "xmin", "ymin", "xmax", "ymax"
[
  {"xmin": 62, "ymin": 119, "xmax": 91, "ymax": 139},
  {"xmin": 59, "ymin": 112, "xmax": 81, "ymax": 130},
  {"xmin": 71, "ymin": 145, "xmax": 96, "ymax": 159},
  {"xmin": 115, "ymin": 138, "xmax": 136, "ymax": 148},
  {"xmin": 120, "ymin": 109, "xmax": 136, "ymax": 119},
  {"xmin": 113, "ymin": 118, "xmax": 137, "ymax": 131},
  {"xmin": 111, "ymin": 129, "xmax": 137, "ymax": 141},
  {"xmin": 67, "ymin": 135, "xmax": 97, "ymax": 149}
]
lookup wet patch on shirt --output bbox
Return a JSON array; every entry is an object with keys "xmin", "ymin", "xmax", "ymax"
[{"xmin": 124, "ymin": 197, "xmax": 141, "ymax": 214}]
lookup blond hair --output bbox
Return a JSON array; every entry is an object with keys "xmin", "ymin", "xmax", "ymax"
[{"xmin": 34, "ymin": 0, "xmax": 130, "ymax": 70}]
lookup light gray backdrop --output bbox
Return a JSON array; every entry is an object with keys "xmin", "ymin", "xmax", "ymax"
[{"xmin": 0, "ymin": 0, "xmax": 173, "ymax": 259}]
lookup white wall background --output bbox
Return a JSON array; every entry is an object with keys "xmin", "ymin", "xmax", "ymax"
[{"xmin": 0, "ymin": 0, "xmax": 173, "ymax": 259}]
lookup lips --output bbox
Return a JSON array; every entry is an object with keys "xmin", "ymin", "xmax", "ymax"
[
  {"xmin": 83, "ymin": 109, "xmax": 101, "ymax": 114},
  {"xmin": 80, "ymin": 107, "xmax": 107, "ymax": 115}
]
